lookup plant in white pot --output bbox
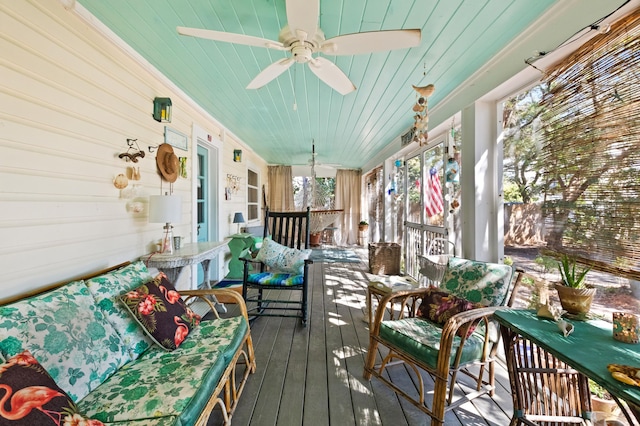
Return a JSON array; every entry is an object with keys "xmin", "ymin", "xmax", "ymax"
[{"xmin": 554, "ymin": 254, "xmax": 596, "ymax": 315}]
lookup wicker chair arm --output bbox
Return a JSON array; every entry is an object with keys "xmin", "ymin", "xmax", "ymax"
[
  {"xmin": 436, "ymin": 306, "xmax": 505, "ymax": 377},
  {"xmin": 181, "ymin": 289, "xmax": 250, "ymax": 323},
  {"xmin": 369, "ymin": 288, "xmax": 430, "ymax": 334}
]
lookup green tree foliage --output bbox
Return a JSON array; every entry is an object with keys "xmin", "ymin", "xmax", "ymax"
[{"xmin": 502, "ymin": 85, "xmax": 547, "ymax": 203}]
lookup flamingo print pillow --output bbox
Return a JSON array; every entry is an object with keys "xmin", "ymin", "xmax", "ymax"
[
  {"xmin": 119, "ymin": 273, "xmax": 201, "ymax": 351},
  {"xmin": 0, "ymin": 350, "xmax": 103, "ymax": 425}
]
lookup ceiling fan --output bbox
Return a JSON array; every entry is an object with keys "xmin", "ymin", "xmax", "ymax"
[{"xmin": 177, "ymin": 0, "xmax": 421, "ymax": 95}]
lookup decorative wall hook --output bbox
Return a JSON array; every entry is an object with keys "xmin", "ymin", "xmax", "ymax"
[
  {"xmin": 119, "ymin": 138, "xmax": 146, "ymax": 162},
  {"xmin": 148, "ymin": 145, "xmax": 158, "ymax": 153}
]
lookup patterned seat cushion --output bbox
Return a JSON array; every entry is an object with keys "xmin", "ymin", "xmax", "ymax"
[
  {"xmin": 248, "ymin": 272, "xmax": 304, "ymax": 286},
  {"xmin": 379, "ymin": 318, "xmax": 485, "ymax": 369},
  {"xmin": 440, "ymin": 257, "xmax": 514, "ymax": 307},
  {"xmin": 77, "ymin": 350, "xmax": 226, "ymax": 425},
  {"xmin": 0, "ymin": 280, "xmax": 130, "ymax": 402},
  {"xmin": 78, "ymin": 317, "xmax": 248, "ymax": 424},
  {"xmin": 85, "ymin": 261, "xmax": 155, "ymax": 359},
  {"xmin": 141, "ymin": 316, "xmax": 248, "ymax": 365}
]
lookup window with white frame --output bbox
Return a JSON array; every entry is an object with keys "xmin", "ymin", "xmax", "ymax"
[{"xmin": 247, "ymin": 168, "xmax": 259, "ymax": 221}]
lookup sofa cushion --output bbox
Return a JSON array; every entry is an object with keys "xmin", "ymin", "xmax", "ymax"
[
  {"xmin": 417, "ymin": 288, "xmax": 482, "ymax": 337},
  {"xmin": 78, "ymin": 350, "xmax": 224, "ymax": 425},
  {"xmin": 379, "ymin": 318, "xmax": 485, "ymax": 369},
  {"xmin": 0, "ymin": 280, "xmax": 130, "ymax": 402},
  {"xmin": 85, "ymin": 261, "xmax": 154, "ymax": 359},
  {"xmin": 0, "ymin": 350, "xmax": 104, "ymax": 425},
  {"xmin": 119, "ymin": 274, "xmax": 201, "ymax": 351},
  {"xmin": 440, "ymin": 257, "xmax": 514, "ymax": 307},
  {"xmin": 79, "ymin": 316, "xmax": 249, "ymax": 424},
  {"xmin": 142, "ymin": 316, "xmax": 248, "ymax": 364},
  {"xmin": 255, "ymin": 237, "xmax": 311, "ymax": 274}
]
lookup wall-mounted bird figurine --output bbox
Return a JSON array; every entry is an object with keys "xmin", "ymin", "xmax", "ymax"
[{"xmin": 412, "ymin": 84, "xmax": 435, "ymax": 98}]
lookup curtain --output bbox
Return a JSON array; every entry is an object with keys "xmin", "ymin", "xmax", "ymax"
[
  {"xmin": 267, "ymin": 165, "xmax": 294, "ymax": 211},
  {"xmin": 335, "ymin": 169, "xmax": 362, "ymax": 245}
]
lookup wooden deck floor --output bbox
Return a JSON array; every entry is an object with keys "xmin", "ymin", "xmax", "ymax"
[{"xmin": 209, "ymin": 248, "xmax": 515, "ymax": 426}]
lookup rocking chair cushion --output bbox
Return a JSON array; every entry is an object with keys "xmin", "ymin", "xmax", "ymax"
[
  {"xmin": 247, "ymin": 272, "xmax": 304, "ymax": 287},
  {"xmin": 379, "ymin": 318, "xmax": 485, "ymax": 369},
  {"xmin": 255, "ymin": 238, "xmax": 311, "ymax": 275},
  {"xmin": 417, "ymin": 288, "xmax": 482, "ymax": 337}
]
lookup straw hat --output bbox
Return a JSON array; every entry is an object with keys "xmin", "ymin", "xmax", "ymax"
[{"xmin": 156, "ymin": 143, "xmax": 179, "ymax": 183}]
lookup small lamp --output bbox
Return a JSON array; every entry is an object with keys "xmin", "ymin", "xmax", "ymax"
[
  {"xmin": 153, "ymin": 97, "xmax": 172, "ymax": 123},
  {"xmin": 233, "ymin": 212, "xmax": 245, "ymax": 234},
  {"xmin": 149, "ymin": 194, "xmax": 182, "ymax": 253},
  {"xmin": 233, "ymin": 149, "xmax": 242, "ymax": 162}
]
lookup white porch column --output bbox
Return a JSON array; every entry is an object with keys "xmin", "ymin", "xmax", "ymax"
[{"xmin": 460, "ymin": 101, "xmax": 505, "ymax": 262}]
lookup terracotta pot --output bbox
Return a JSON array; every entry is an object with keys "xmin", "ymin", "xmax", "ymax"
[
  {"xmin": 358, "ymin": 224, "xmax": 369, "ymax": 232},
  {"xmin": 309, "ymin": 232, "xmax": 322, "ymax": 246},
  {"xmin": 591, "ymin": 394, "xmax": 620, "ymax": 418},
  {"xmin": 555, "ymin": 284, "xmax": 596, "ymax": 315}
]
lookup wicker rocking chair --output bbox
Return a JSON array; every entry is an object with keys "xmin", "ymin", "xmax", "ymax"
[{"xmin": 364, "ymin": 257, "xmax": 523, "ymax": 425}]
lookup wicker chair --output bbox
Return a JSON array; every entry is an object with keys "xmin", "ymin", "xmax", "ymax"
[
  {"xmin": 363, "ymin": 257, "xmax": 523, "ymax": 425},
  {"xmin": 241, "ymin": 207, "xmax": 312, "ymax": 325}
]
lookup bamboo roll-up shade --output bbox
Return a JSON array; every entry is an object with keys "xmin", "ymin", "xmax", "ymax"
[{"xmin": 537, "ymin": 10, "xmax": 640, "ymax": 280}]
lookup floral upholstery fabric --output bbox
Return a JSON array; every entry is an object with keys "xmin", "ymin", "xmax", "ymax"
[
  {"xmin": 0, "ymin": 280, "xmax": 130, "ymax": 402},
  {"xmin": 142, "ymin": 317, "xmax": 248, "ymax": 364},
  {"xmin": 77, "ymin": 317, "xmax": 249, "ymax": 425},
  {"xmin": 379, "ymin": 318, "xmax": 485, "ymax": 369},
  {"xmin": 417, "ymin": 287, "xmax": 482, "ymax": 337},
  {"xmin": 247, "ymin": 272, "xmax": 304, "ymax": 286},
  {"xmin": 255, "ymin": 237, "xmax": 311, "ymax": 275},
  {"xmin": 85, "ymin": 261, "xmax": 154, "ymax": 359},
  {"xmin": 119, "ymin": 274, "xmax": 201, "ymax": 351},
  {"xmin": 440, "ymin": 257, "xmax": 514, "ymax": 307},
  {"xmin": 77, "ymin": 350, "xmax": 225, "ymax": 425},
  {"xmin": 0, "ymin": 350, "xmax": 104, "ymax": 425}
]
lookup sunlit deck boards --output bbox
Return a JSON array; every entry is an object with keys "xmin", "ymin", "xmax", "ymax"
[{"xmin": 210, "ymin": 249, "xmax": 514, "ymax": 425}]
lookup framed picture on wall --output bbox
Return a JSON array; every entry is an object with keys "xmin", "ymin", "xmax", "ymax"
[{"xmin": 164, "ymin": 126, "xmax": 188, "ymax": 151}]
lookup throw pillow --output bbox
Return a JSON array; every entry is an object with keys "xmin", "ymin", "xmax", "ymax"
[
  {"xmin": 417, "ymin": 287, "xmax": 482, "ymax": 337},
  {"xmin": 255, "ymin": 237, "xmax": 311, "ymax": 275},
  {"xmin": 0, "ymin": 350, "xmax": 104, "ymax": 425},
  {"xmin": 119, "ymin": 274, "xmax": 201, "ymax": 351}
]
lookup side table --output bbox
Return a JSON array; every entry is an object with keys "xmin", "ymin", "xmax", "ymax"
[{"xmin": 366, "ymin": 276, "xmax": 417, "ymax": 326}]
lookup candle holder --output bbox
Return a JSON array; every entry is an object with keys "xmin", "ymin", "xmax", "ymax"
[{"xmin": 612, "ymin": 311, "xmax": 639, "ymax": 344}]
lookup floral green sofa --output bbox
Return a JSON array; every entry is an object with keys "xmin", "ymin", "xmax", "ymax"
[{"xmin": 0, "ymin": 261, "xmax": 255, "ymax": 426}]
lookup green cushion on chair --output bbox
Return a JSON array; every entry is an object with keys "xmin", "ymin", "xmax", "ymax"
[
  {"xmin": 248, "ymin": 272, "xmax": 304, "ymax": 286},
  {"xmin": 379, "ymin": 318, "xmax": 485, "ymax": 369}
]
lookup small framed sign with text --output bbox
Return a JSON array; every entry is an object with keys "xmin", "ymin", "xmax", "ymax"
[{"xmin": 164, "ymin": 126, "xmax": 188, "ymax": 151}]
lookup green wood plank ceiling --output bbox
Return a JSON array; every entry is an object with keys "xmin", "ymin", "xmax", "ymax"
[{"xmin": 74, "ymin": 0, "xmax": 610, "ymax": 169}]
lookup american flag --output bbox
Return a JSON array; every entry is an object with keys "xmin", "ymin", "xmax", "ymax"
[{"xmin": 425, "ymin": 167, "xmax": 443, "ymax": 217}]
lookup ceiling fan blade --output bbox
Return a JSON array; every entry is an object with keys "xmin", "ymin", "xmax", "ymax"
[
  {"xmin": 285, "ymin": 0, "xmax": 319, "ymax": 40},
  {"xmin": 177, "ymin": 26, "xmax": 285, "ymax": 50},
  {"xmin": 247, "ymin": 58, "xmax": 294, "ymax": 89},
  {"xmin": 321, "ymin": 29, "xmax": 421, "ymax": 55},
  {"xmin": 308, "ymin": 57, "xmax": 355, "ymax": 95}
]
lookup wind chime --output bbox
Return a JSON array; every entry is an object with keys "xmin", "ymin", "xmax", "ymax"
[{"xmin": 411, "ymin": 83, "xmax": 435, "ymax": 146}]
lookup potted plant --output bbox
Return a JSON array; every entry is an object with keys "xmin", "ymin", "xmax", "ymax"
[
  {"xmin": 589, "ymin": 379, "xmax": 620, "ymax": 418},
  {"xmin": 554, "ymin": 254, "xmax": 596, "ymax": 315},
  {"xmin": 358, "ymin": 220, "xmax": 369, "ymax": 232}
]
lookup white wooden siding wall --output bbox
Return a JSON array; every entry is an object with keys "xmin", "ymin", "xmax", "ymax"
[
  {"xmin": 220, "ymin": 133, "xmax": 268, "ymax": 236},
  {"xmin": 0, "ymin": 1, "xmax": 266, "ymax": 299}
]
